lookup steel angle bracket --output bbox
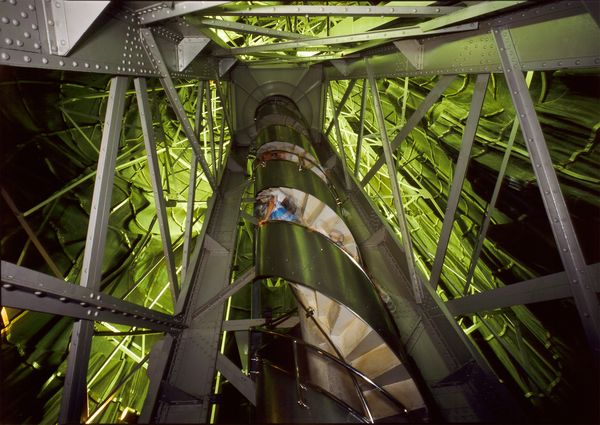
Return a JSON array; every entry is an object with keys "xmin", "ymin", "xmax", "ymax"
[
  {"xmin": 394, "ymin": 39, "xmax": 423, "ymax": 70},
  {"xmin": 42, "ymin": 0, "xmax": 110, "ymax": 56},
  {"xmin": 219, "ymin": 57, "xmax": 237, "ymax": 77},
  {"xmin": 177, "ymin": 36, "xmax": 210, "ymax": 71}
]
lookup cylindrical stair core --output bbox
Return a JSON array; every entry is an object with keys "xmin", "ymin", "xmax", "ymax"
[{"xmin": 253, "ymin": 96, "xmax": 428, "ymax": 423}]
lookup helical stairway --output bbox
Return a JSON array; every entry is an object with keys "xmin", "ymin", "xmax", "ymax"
[{"xmin": 251, "ymin": 96, "xmax": 429, "ymax": 423}]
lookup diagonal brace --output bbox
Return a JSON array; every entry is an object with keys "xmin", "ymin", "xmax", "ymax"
[{"xmin": 139, "ymin": 28, "xmax": 217, "ymax": 191}]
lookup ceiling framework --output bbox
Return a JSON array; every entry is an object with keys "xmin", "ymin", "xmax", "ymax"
[{"xmin": 1, "ymin": 1, "xmax": 599, "ymax": 424}]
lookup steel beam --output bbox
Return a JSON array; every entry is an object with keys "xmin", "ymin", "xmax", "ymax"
[
  {"xmin": 367, "ymin": 64, "xmax": 422, "ymax": 303},
  {"xmin": 354, "ymin": 79, "xmax": 368, "ymax": 178},
  {"xmin": 182, "ymin": 157, "xmax": 198, "ymax": 284},
  {"xmin": 58, "ymin": 76, "xmax": 128, "ymax": 424},
  {"xmin": 134, "ymin": 77, "xmax": 180, "ymax": 302},
  {"xmin": 211, "ymin": 5, "xmax": 462, "ymax": 17},
  {"xmin": 0, "ymin": 188, "xmax": 63, "ymax": 278},
  {"xmin": 429, "ymin": 74, "xmax": 489, "ymax": 289},
  {"xmin": 195, "ymin": 18, "xmax": 314, "ymax": 40},
  {"xmin": 191, "ymin": 266, "xmax": 256, "ymax": 320},
  {"xmin": 464, "ymin": 72, "xmax": 534, "ymax": 295},
  {"xmin": 139, "ymin": 29, "xmax": 217, "ymax": 191},
  {"xmin": 229, "ymin": 22, "xmax": 477, "ymax": 55},
  {"xmin": 361, "ymin": 75, "xmax": 457, "ymax": 186},
  {"xmin": 133, "ymin": 1, "xmax": 229, "ymax": 24},
  {"xmin": 325, "ymin": 79, "xmax": 357, "ymax": 137},
  {"xmin": 447, "ymin": 263, "xmax": 600, "ymax": 316},
  {"xmin": 216, "ymin": 353, "xmax": 256, "ymax": 405},
  {"xmin": 420, "ymin": 1, "xmax": 526, "ymax": 32},
  {"xmin": 493, "ymin": 26, "xmax": 600, "ymax": 353},
  {"xmin": 1, "ymin": 262, "xmax": 182, "ymax": 332},
  {"xmin": 205, "ymin": 80, "xmax": 217, "ymax": 177},
  {"xmin": 140, "ymin": 149, "xmax": 247, "ymax": 422},
  {"xmin": 327, "ymin": 82, "xmax": 353, "ymax": 190}
]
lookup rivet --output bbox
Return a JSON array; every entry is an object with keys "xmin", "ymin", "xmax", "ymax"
[
  {"xmin": 72, "ymin": 60, "xmax": 77, "ymax": 67},
  {"xmin": 87, "ymin": 310, "xmax": 92, "ymax": 315},
  {"xmin": 4, "ymin": 37, "xmax": 12, "ymax": 45},
  {"xmin": 55, "ymin": 1, "xmax": 60, "ymax": 7},
  {"xmin": 60, "ymin": 39, "xmax": 66, "ymax": 45},
  {"xmin": 23, "ymin": 55, "xmax": 30, "ymax": 62},
  {"xmin": 95, "ymin": 64, "xmax": 100, "ymax": 69},
  {"xmin": 28, "ymin": 4, "xmax": 35, "ymax": 11},
  {"xmin": 16, "ymin": 39, "xmax": 23, "ymax": 46},
  {"xmin": 48, "ymin": 19, "xmax": 53, "ymax": 26},
  {"xmin": 2, "ymin": 283, "xmax": 13, "ymax": 289},
  {"xmin": 12, "ymin": 19, "xmax": 19, "ymax": 26},
  {"xmin": 20, "ymin": 11, "xmax": 27, "ymax": 18},
  {"xmin": 33, "ymin": 42, "xmax": 40, "ymax": 49},
  {"xmin": 84, "ymin": 62, "xmax": 89, "ymax": 68},
  {"xmin": 1, "ymin": 17, "xmax": 9, "ymax": 24},
  {"xmin": 58, "ymin": 59, "xmax": 64, "ymax": 66},
  {"xmin": 31, "ymin": 23, "xmax": 37, "ymax": 30},
  {"xmin": 94, "ymin": 311, "xmax": 99, "ymax": 317},
  {"xmin": 24, "ymin": 31, "xmax": 30, "ymax": 38},
  {"xmin": 9, "ymin": 0, "xmax": 16, "ymax": 4},
  {"xmin": 34, "ymin": 290, "xmax": 43, "ymax": 296},
  {"xmin": 59, "ymin": 296, "xmax": 67, "ymax": 302},
  {"xmin": 80, "ymin": 302, "xmax": 88, "ymax": 306},
  {"xmin": 562, "ymin": 248, "xmax": 568, "ymax": 252},
  {"xmin": 1, "ymin": 52, "xmax": 10, "ymax": 60},
  {"xmin": 96, "ymin": 306, "xmax": 102, "ymax": 310}
]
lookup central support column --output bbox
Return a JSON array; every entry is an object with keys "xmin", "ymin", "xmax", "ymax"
[{"xmin": 141, "ymin": 147, "xmax": 248, "ymax": 423}]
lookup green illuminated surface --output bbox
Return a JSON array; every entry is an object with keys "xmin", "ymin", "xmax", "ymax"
[
  {"xmin": 325, "ymin": 71, "xmax": 599, "ymax": 413},
  {"xmin": 1, "ymin": 71, "xmax": 230, "ymax": 423},
  {"xmin": 0, "ymin": 5, "xmax": 599, "ymax": 423}
]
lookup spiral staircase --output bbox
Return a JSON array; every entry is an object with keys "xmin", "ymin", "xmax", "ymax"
[{"xmin": 251, "ymin": 96, "xmax": 428, "ymax": 423}]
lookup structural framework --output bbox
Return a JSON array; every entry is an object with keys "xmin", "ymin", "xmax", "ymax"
[{"xmin": 0, "ymin": 1, "xmax": 599, "ymax": 424}]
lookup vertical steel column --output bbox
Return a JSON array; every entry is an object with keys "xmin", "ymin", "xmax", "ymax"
[
  {"xmin": 328, "ymin": 82, "xmax": 352, "ymax": 190},
  {"xmin": 493, "ymin": 27, "xmax": 599, "ymax": 352},
  {"xmin": 354, "ymin": 79, "xmax": 368, "ymax": 178},
  {"xmin": 195, "ymin": 80, "xmax": 206, "ymax": 137},
  {"xmin": 58, "ymin": 76, "xmax": 128, "ymax": 424},
  {"xmin": 135, "ymin": 77, "xmax": 180, "ymax": 301},
  {"xmin": 205, "ymin": 81, "xmax": 217, "ymax": 177},
  {"xmin": 139, "ymin": 29, "xmax": 217, "ymax": 191},
  {"xmin": 367, "ymin": 64, "xmax": 423, "ymax": 303},
  {"xmin": 182, "ymin": 157, "xmax": 197, "ymax": 283},
  {"xmin": 429, "ymin": 74, "xmax": 489, "ymax": 289}
]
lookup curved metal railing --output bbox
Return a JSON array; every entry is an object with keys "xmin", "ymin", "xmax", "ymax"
[{"xmin": 251, "ymin": 328, "xmax": 411, "ymax": 423}]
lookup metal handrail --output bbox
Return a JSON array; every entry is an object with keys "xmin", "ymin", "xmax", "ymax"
[
  {"xmin": 291, "ymin": 289, "xmax": 375, "ymax": 423},
  {"xmin": 251, "ymin": 328, "xmax": 410, "ymax": 418},
  {"xmin": 261, "ymin": 360, "xmax": 369, "ymax": 424}
]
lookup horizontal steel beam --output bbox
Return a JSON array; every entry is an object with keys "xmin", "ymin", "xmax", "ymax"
[
  {"xmin": 195, "ymin": 18, "xmax": 313, "ymax": 40},
  {"xmin": 133, "ymin": 1, "xmax": 230, "ymax": 24},
  {"xmin": 222, "ymin": 316, "xmax": 300, "ymax": 331},
  {"xmin": 1, "ymin": 261, "xmax": 184, "ymax": 332},
  {"xmin": 446, "ymin": 263, "xmax": 600, "ymax": 316},
  {"xmin": 211, "ymin": 5, "xmax": 462, "ymax": 17},
  {"xmin": 229, "ymin": 22, "xmax": 478, "ymax": 55},
  {"xmin": 420, "ymin": 1, "xmax": 526, "ymax": 32}
]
